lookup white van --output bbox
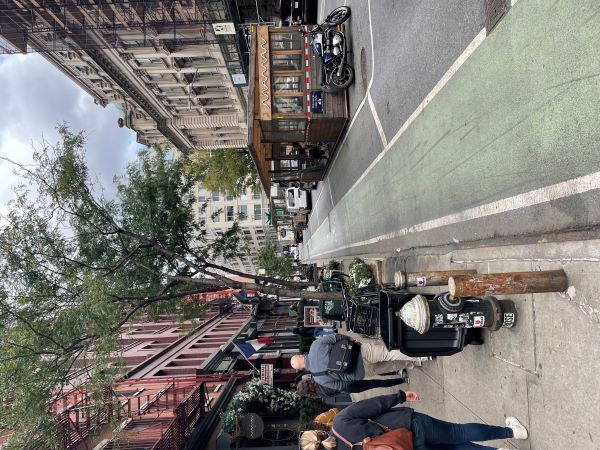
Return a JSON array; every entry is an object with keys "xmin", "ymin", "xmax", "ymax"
[{"xmin": 285, "ymin": 187, "xmax": 310, "ymax": 214}]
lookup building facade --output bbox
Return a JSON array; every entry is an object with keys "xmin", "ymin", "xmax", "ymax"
[
  {"xmin": 196, "ymin": 183, "xmax": 279, "ymax": 274},
  {"xmin": 0, "ymin": 0, "xmax": 254, "ymax": 150},
  {"xmin": 49, "ymin": 296, "xmax": 255, "ymax": 449}
]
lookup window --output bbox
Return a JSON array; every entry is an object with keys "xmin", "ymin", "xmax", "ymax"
[
  {"xmin": 211, "ymin": 191, "xmax": 220, "ymax": 201},
  {"xmin": 287, "ymin": 190, "xmax": 296, "ymax": 207},
  {"xmin": 137, "ymin": 58, "xmax": 160, "ymax": 66},
  {"xmin": 212, "ymin": 206, "xmax": 221, "ymax": 222},
  {"xmin": 160, "ymin": 86, "xmax": 185, "ymax": 94},
  {"xmin": 238, "ymin": 205, "xmax": 248, "ymax": 220},
  {"xmin": 254, "ymin": 204, "xmax": 262, "ymax": 220},
  {"xmin": 262, "ymin": 119, "xmax": 306, "ymax": 142},
  {"xmin": 256, "ymin": 228, "xmax": 264, "ymax": 234},
  {"xmin": 272, "ymin": 76, "xmax": 302, "ymax": 93},
  {"xmin": 240, "ymin": 189, "xmax": 247, "ymax": 201},
  {"xmin": 226, "ymin": 206, "xmax": 234, "ymax": 221},
  {"xmin": 147, "ymin": 73, "xmax": 173, "ymax": 82},
  {"xmin": 226, "ymin": 191, "xmax": 234, "ymax": 201},
  {"xmin": 273, "ymin": 96, "xmax": 304, "ymax": 114},
  {"xmin": 253, "ymin": 190, "xmax": 262, "ymax": 200},
  {"xmin": 270, "ymin": 33, "xmax": 302, "ymax": 50},
  {"xmin": 271, "ymin": 53, "xmax": 302, "ymax": 71},
  {"xmin": 198, "ymin": 188, "xmax": 206, "ymax": 202}
]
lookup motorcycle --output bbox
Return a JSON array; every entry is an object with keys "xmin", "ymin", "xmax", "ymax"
[{"xmin": 303, "ymin": 6, "xmax": 354, "ymax": 91}]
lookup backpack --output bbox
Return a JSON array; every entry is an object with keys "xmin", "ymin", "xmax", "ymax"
[
  {"xmin": 312, "ymin": 338, "xmax": 360, "ymax": 376},
  {"xmin": 332, "ymin": 419, "xmax": 413, "ymax": 450}
]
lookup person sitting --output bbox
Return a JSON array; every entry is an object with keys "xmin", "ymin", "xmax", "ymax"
[
  {"xmin": 299, "ymin": 391, "xmax": 528, "ymax": 450},
  {"xmin": 290, "ymin": 333, "xmax": 427, "ymax": 394}
]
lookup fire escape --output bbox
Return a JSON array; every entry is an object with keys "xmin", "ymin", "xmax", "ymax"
[
  {"xmin": 52, "ymin": 376, "xmax": 229, "ymax": 450},
  {"xmin": 0, "ymin": 0, "xmax": 217, "ymax": 54}
]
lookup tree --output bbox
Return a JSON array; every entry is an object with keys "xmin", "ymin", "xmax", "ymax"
[
  {"xmin": 187, "ymin": 148, "xmax": 260, "ymax": 197},
  {"xmin": 0, "ymin": 127, "xmax": 340, "ymax": 448},
  {"xmin": 257, "ymin": 240, "xmax": 294, "ymax": 279}
]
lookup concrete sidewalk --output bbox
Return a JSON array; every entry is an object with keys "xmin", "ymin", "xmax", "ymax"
[{"xmin": 332, "ymin": 237, "xmax": 600, "ymax": 450}]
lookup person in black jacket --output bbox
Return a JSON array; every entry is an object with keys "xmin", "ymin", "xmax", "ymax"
[{"xmin": 299, "ymin": 392, "xmax": 528, "ymax": 450}]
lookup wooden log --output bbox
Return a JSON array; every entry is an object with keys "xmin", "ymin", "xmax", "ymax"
[
  {"xmin": 394, "ymin": 270, "xmax": 477, "ymax": 288},
  {"xmin": 448, "ymin": 270, "xmax": 568, "ymax": 297}
]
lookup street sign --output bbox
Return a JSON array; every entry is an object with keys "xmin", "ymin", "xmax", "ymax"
[
  {"xmin": 303, "ymin": 306, "xmax": 333, "ymax": 327},
  {"xmin": 212, "ymin": 22, "xmax": 236, "ymax": 35},
  {"xmin": 310, "ymin": 91, "xmax": 324, "ymax": 113},
  {"xmin": 260, "ymin": 363, "xmax": 274, "ymax": 385},
  {"xmin": 232, "ymin": 73, "xmax": 247, "ymax": 85}
]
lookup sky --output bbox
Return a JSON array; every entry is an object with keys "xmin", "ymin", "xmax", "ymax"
[{"xmin": 0, "ymin": 53, "xmax": 141, "ymax": 209}]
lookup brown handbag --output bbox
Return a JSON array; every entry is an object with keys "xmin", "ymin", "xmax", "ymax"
[{"xmin": 331, "ymin": 419, "xmax": 413, "ymax": 450}]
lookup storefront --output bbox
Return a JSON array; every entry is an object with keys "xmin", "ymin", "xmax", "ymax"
[{"xmin": 248, "ymin": 24, "xmax": 349, "ymax": 193}]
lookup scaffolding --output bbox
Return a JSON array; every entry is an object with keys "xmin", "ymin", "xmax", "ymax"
[{"xmin": 0, "ymin": 0, "xmax": 218, "ymax": 54}]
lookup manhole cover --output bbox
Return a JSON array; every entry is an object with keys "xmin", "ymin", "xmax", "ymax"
[
  {"xmin": 360, "ymin": 47, "xmax": 368, "ymax": 93},
  {"xmin": 485, "ymin": 0, "xmax": 509, "ymax": 32}
]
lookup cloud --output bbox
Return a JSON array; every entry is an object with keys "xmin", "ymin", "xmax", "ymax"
[{"xmin": 0, "ymin": 53, "xmax": 142, "ymax": 205}]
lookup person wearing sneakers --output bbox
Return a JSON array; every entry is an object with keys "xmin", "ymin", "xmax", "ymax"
[
  {"xmin": 299, "ymin": 391, "xmax": 528, "ymax": 450},
  {"xmin": 290, "ymin": 333, "xmax": 427, "ymax": 394}
]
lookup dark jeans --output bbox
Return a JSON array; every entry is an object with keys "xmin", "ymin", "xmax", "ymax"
[
  {"xmin": 346, "ymin": 377, "xmax": 407, "ymax": 393},
  {"xmin": 411, "ymin": 412, "xmax": 514, "ymax": 450}
]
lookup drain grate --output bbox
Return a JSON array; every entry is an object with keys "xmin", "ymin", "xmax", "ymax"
[{"xmin": 485, "ymin": 0, "xmax": 510, "ymax": 33}]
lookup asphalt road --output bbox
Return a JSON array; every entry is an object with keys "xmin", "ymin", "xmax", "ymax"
[{"xmin": 302, "ymin": 0, "xmax": 600, "ymax": 261}]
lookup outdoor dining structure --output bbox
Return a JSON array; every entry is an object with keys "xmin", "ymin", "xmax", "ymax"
[{"xmin": 247, "ymin": 24, "xmax": 350, "ymax": 198}]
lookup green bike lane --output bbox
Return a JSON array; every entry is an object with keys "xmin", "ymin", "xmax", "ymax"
[{"xmin": 303, "ymin": 0, "xmax": 600, "ymax": 260}]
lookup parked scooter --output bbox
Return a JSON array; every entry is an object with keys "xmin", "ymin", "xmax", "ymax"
[{"xmin": 303, "ymin": 6, "xmax": 354, "ymax": 91}]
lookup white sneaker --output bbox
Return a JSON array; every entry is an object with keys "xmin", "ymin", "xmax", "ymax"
[{"xmin": 506, "ymin": 416, "xmax": 528, "ymax": 440}]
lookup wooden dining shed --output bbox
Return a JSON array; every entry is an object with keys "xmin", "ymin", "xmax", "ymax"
[{"xmin": 247, "ymin": 24, "xmax": 350, "ymax": 192}]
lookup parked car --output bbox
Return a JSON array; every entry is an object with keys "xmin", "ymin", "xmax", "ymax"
[{"xmin": 286, "ymin": 187, "xmax": 311, "ymax": 214}]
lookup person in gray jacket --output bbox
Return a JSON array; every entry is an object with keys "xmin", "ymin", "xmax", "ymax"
[
  {"xmin": 290, "ymin": 333, "xmax": 426, "ymax": 393},
  {"xmin": 299, "ymin": 391, "xmax": 528, "ymax": 450}
]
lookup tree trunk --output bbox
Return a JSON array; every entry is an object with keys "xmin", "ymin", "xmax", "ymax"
[
  {"xmin": 179, "ymin": 275, "xmax": 344, "ymax": 300},
  {"xmin": 396, "ymin": 270, "xmax": 477, "ymax": 288},
  {"xmin": 448, "ymin": 270, "xmax": 569, "ymax": 297},
  {"xmin": 238, "ymin": 282, "xmax": 344, "ymax": 300}
]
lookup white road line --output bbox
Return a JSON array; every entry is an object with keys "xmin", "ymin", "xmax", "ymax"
[
  {"xmin": 307, "ymin": 27, "xmax": 488, "ymax": 252},
  {"xmin": 340, "ymin": 28, "xmax": 487, "ymax": 206},
  {"xmin": 368, "ymin": 91, "xmax": 387, "ymax": 146},
  {"xmin": 327, "ymin": 177, "xmax": 335, "ymax": 210},
  {"xmin": 326, "ymin": 0, "xmax": 376, "ymax": 170},
  {"xmin": 305, "ymin": 0, "xmax": 375, "ymax": 253},
  {"xmin": 310, "ymin": 170, "xmax": 600, "ymax": 258}
]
